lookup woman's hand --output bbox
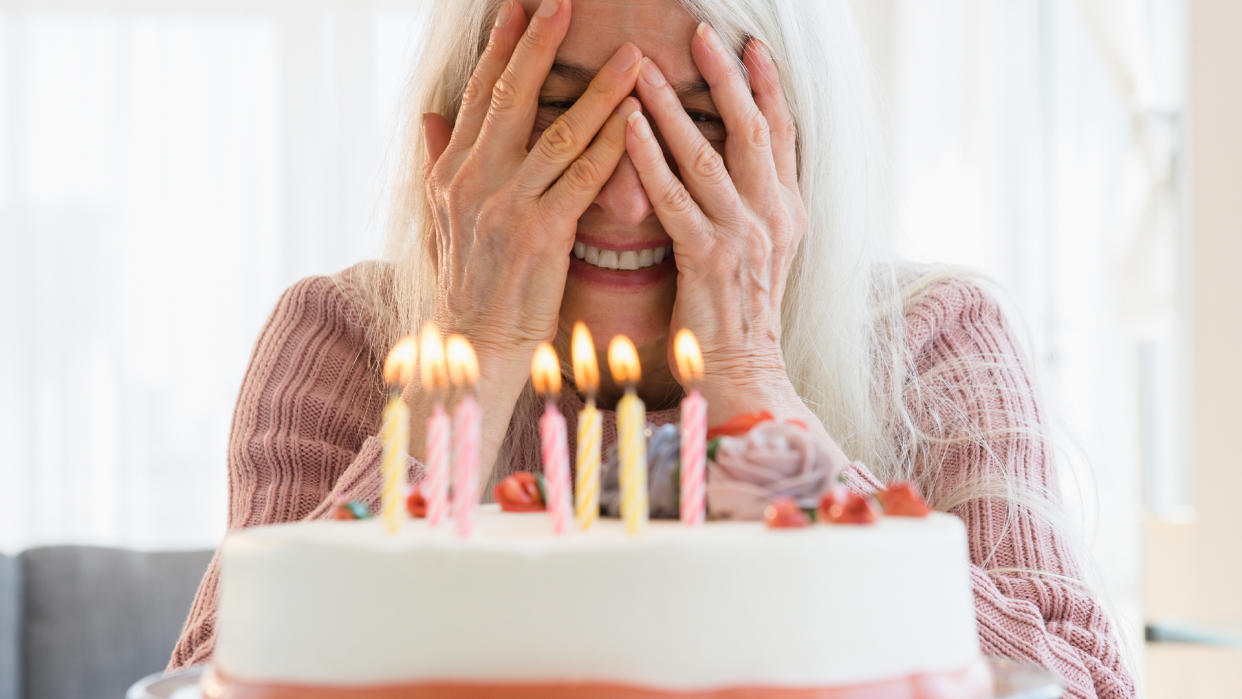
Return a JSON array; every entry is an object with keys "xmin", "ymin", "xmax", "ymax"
[
  {"xmin": 412, "ymin": 0, "xmax": 642, "ymax": 475},
  {"xmin": 624, "ymin": 24, "xmax": 807, "ymax": 424},
  {"xmin": 421, "ymin": 0, "xmax": 642, "ymax": 374}
]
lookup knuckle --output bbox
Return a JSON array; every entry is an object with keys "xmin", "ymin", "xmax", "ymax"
[
  {"xmin": 747, "ymin": 112, "xmax": 771, "ymax": 149},
  {"xmin": 691, "ymin": 143, "xmax": 727, "ymax": 181},
  {"xmin": 460, "ymin": 75, "xmax": 486, "ymax": 110},
  {"xmin": 775, "ymin": 113, "xmax": 797, "ymax": 144},
  {"xmin": 536, "ymin": 116, "xmax": 580, "ymax": 160},
  {"xmin": 519, "ymin": 25, "xmax": 545, "ymax": 54},
  {"xmin": 490, "ymin": 70, "xmax": 522, "ymax": 113},
  {"xmin": 563, "ymin": 155, "xmax": 604, "ymax": 192},
  {"xmin": 660, "ymin": 179, "xmax": 696, "ymax": 214}
]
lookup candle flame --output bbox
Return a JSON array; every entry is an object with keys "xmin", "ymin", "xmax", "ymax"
[
  {"xmin": 673, "ymin": 328, "xmax": 704, "ymax": 382},
  {"xmin": 419, "ymin": 323, "xmax": 449, "ymax": 393},
  {"xmin": 382, "ymin": 335, "xmax": 418, "ymax": 388},
  {"xmin": 571, "ymin": 322, "xmax": 599, "ymax": 392},
  {"xmin": 607, "ymin": 335, "xmax": 641, "ymax": 385},
  {"xmin": 445, "ymin": 334, "xmax": 479, "ymax": 387},
  {"xmin": 531, "ymin": 343, "xmax": 562, "ymax": 397}
]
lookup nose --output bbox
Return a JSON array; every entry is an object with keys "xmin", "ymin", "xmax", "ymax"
[{"xmin": 591, "ymin": 152, "xmax": 654, "ymax": 226}]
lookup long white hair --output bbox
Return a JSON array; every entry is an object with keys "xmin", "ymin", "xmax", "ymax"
[{"xmin": 355, "ymin": 4, "xmax": 1132, "ymax": 671}]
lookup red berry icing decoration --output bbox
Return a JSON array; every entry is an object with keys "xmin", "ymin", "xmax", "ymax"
[
  {"xmin": 707, "ymin": 410, "xmax": 775, "ymax": 440},
  {"xmin": 406, "ymin": 484, "xmax": 427, "ymax": 518},
  {"xmin": 877, "ymin": 481, "xmax": 931, "ymax": 517},
  {"xmin": 816, "ymin": 485, "xmax": 846, "ymax": 523},
  {"xmin": 764, "ymin": 498, "xmax": 811, "ymax": 529},
  {"xmin": 495, "ymin": 472, "xmax": 546, "ymax": 512},
  {"xmin": 818, "ymin": 487, "xmax": 878, "ymax": 525}
]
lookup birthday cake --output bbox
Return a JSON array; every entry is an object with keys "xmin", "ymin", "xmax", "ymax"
[{"xmin": 204, "ymin": 504, "xmax": 991, "ymax": 698}]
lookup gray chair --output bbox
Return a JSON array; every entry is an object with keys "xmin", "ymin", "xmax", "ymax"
[{"xmin": 0, "ymin": 546, "xmax": 212, "ymax": 699}]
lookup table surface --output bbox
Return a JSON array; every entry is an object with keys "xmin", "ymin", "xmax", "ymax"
[{"xmin": 129, "ymin": 657, "xmax": 1066, "ymax": 699}]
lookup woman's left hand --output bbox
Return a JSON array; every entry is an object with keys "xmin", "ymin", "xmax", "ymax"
[{"xmin": 624, "ymin": 24, "xmax": 806, "ymax": 423}]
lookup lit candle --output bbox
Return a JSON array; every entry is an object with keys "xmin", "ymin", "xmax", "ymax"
[
  {"xmin": 571, "ymin": 322, "xmax": 601, "ymax": 530},
  {"xmin": 419, "ymin": 323, "xmax": 451, "ymax": 528},
  {"xmin": 446, "ymin": 334, "xmax": 481, "ymax": 538},
  {"xmin": 532, "ymin": 343, "xmax": 573, "ymax": 535},
  {"xmin": 380, "ymin": 335, "xmax": 417, "ymax": 534},
  {"xmin": 607, "ymin": 335, "xmax": 647, "ymax": 536},
  {"xmin": 674, "ymin": 329, "xmax": 707, "ymax": 526}
]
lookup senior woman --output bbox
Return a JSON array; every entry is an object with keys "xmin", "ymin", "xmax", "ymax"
[{"xmin": 169, "ymin": 0, "xmax": 1136, "ymax": 696}]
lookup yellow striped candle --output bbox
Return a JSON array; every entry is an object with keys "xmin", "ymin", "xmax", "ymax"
[
  {"xmin": 572, "ymin": 322, "xmax": 601, "ymax": 530},
  {"xmin": 608, "ymin": 335, "xmax": 647, "ymax": 536},
  {"xmin": 380, "ymin": 335, "xmax": 417, "ymax": 533}
]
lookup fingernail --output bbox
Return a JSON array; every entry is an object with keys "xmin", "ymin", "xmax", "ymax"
[
  {"xmin": 494, "ymin": 0, "xmax": 512, "ymax": 27},
  {"xmin": 639, "ymin": 57, "xmax": 665, "ymax": 87},
  {"xmin": 627, "ymin": 111, "xmax": 652, "ymax": 140},
  {"xmin": 608, "ymin": 44, "xmax": 639, "ymax": 74},
  {"xmin": 537, "ymin": 0, "xmax": 560, "ymax": 18},
  {"xmin": 697, "ymin": 22, "xmax": 726, "ymax": 54}
]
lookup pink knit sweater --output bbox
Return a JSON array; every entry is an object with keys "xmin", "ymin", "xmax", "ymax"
[{"xmin": 168, "ymin": 264, "xmax": 1136, "ymax": 698}]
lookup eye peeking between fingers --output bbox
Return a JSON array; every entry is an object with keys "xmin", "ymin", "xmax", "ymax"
[{"xmin": 536, "ymin": 99, "xmax": 725, "ymax": 141}]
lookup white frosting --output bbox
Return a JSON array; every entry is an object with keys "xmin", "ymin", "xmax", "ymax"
[{"xmin": 215, "ymin": 506, "xmax": 980, "ymax": 689}]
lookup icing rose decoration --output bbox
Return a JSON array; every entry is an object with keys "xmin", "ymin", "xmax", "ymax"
[
  {"xmin": 406, "ymin": 484, "xmax": 427, "ymax": 518},
  {"xmin": 764, "ymin": 498, "xmax": 811, "ymax": 529},
  {"xmin": 331, "ymin": 498, "xmax": 372, "ymax": 520},
  {"xmin": 706, "ymin": 419, "xmax": 840, "ymax": 520},
  {"xmin": 601, "ymin": 423, "xmax": 681, "ymax": 519},
  {"xmin": 876, "ymin": 481, "xmax": 932, "ymax": 517},
  {"xmin": 818, "ymin": 487, "xmax": 879, "ymax": 525},
  {"xmin": 495, "ymin": 471, "xmax": 546, "ymax": 512}
]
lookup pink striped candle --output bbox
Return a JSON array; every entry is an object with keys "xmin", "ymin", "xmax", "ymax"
[
  {"xmin": 674, "ymin": 329, "xmax": 706, "ymax": 526},
  {"xmin": 540, "ymin": 400, "xmax": 572, "ymax": 534},
  {"xmin": 420, "ymin": 324, "xmax": 451, "ymax": 528},
  {"xmin": 426, "ymin": 404, "xmax": 451, "ymax": 527},
  {"xmin": 446, "ymin": 335, "xmax": 481, "ymax": 538},
  {"xmin": 679, "ymin": 389, "xmax": 706, "ymax": 526},
  {"xmin": 532, "ymin": 343, "xmax": 572, "ymax": 535}
]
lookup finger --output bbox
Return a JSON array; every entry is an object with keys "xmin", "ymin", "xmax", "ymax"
[
  {"xmin": 422, "ymin": 112, "xmax": 453, "ymax": 176},
  {"xmin": 447, "ymin": 0, "xmax": 529, "ymax": 156},
  {"xmin": 476, "ymin": 0, "xmax": 573, "ymax": 162},
  {"xmin": 538, "ymin": 97, "xmax": 641, "ymax": 222},
  {"xmin": 422, "ymin": 112, "xmax": 454, "ymax": 268},
  {"xmin": 634, "ymin": 57, "xmax": 742, "ymax": 221},
  {"xmin": 623, "ymin": 109, "xmax": 714, "ymax": 249},
  {"xmin": 744, "ymin": 37, "xmax": 798, "ymax": 189},
  {"xmin": 691, "ymin": 23, "xmax": 780, "ymax": 202},
  {"xmin": 514, "ymin": 42, "xmax": 642, "ymax": 197}
]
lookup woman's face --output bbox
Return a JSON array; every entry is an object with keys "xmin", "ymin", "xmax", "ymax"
[{"xmin": 520, "ymin": 0, "xmax": 724, "ymax": 365}]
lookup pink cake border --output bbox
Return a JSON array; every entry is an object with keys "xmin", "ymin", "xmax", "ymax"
[{"xmin": 203, "ymin": 656, "xmax": 993, "ymax": 699}]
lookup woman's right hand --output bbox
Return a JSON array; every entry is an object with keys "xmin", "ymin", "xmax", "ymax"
[{"xmin": 421, "ymin": 0, "xmax": 643, "ymax": 375}]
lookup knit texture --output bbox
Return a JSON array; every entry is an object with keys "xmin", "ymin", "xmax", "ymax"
[{"xmin": 167, "ymin": 264, "xmax": 1135, "ymax": 698}]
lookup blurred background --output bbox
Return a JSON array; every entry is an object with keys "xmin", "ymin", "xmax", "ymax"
[{"xmin": 0, "ymin": 0, "xmax": 1238, "ymax": 697}]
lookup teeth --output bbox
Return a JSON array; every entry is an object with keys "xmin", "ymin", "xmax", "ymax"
[{"xmin": 572, "ymin": 241, "xmax": 672, "ymax": 270}]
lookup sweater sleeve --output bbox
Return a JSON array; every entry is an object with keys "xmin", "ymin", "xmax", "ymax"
[
  {"xmin": 840, "ymin": 279, "xmax": 1135, "ymax": 699},
  {"xmin": 167, "ymin": 274, "xmax": 424, "ymax": 671}
]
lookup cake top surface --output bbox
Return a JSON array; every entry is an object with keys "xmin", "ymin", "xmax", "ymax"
[{"xmin": 226, "ymin": 504, "xmax": 965, "ymax": 555}]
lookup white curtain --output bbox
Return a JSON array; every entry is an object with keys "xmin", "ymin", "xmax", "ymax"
[
  {"xmin": 852, "ymin": 0, "xmax": 1184, "ymax": 656},
  {"xmin": 0, "ymin": 0, "xmax": 426, "ymax": 550}
]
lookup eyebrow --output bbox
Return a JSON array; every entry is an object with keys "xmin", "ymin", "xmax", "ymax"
[{"xmin": 548, "ymin": 61, "xmax": 713, "ymax": 99}]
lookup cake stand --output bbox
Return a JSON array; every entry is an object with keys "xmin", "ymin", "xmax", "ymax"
[{"xmin": 128, "ymin": 657, "xmax": 1066, "ymax": 699}]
